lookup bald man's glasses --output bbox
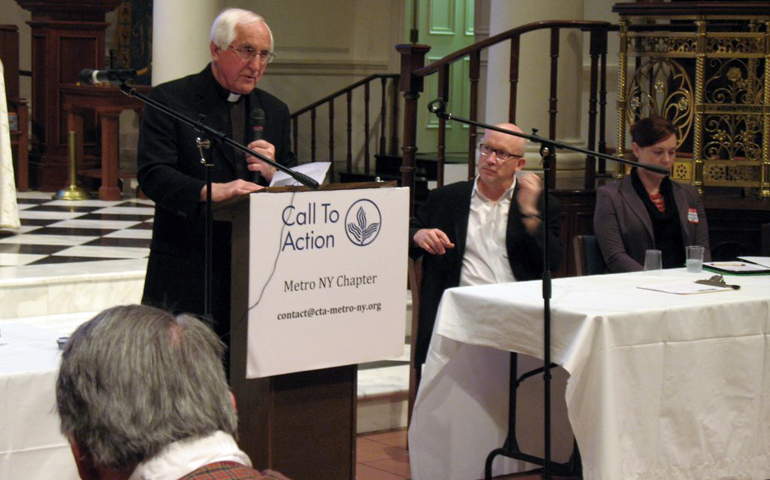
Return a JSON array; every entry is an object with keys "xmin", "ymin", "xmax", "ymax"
[
  {"xmin": 479, "ymin": 143, "xmax": 524, "ymax": 162},
  {"xmin": 229, "ymin": 45, "xmax": 276, "ymax": 64}
]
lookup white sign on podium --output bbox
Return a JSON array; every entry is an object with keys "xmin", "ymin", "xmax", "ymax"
[{"xmin": 246, "ymin": 186, "xmax": 408, "ymax": 378}]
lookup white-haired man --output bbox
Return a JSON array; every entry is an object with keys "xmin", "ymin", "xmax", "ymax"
[
  {"xmin": 56, "ymin": 304, "xmax": 290, "ymax": 480},
  {"xmin": 137, "ymin": 9, "xmax": 296, "ymax": 343}
]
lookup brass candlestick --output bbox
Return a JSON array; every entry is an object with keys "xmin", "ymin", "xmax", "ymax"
[{"xmin": 53, "ymin": 131, "xmax": 92, "ymax": 200}]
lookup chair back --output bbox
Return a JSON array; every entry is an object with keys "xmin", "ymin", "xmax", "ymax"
[
  {"xmin": 407, "ymin": 257, "xmax": 422, "ymax": 428},
  {"xmin": 573, "ymin": 234, "xmax": 605, "ymax": 276}
]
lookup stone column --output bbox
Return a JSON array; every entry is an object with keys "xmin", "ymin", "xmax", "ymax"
[
  {"xmin": 152, "ymin": 0, "xmax": 223, "ymax": 86},
  {"xmin": 484, "ymin": 0, "xmax": 586, "ymax": 183}
]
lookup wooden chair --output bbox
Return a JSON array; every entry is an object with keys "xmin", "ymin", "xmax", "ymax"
[{"xmin": 573, "ymin": 234, "xmax": 606, "ymax": 276}]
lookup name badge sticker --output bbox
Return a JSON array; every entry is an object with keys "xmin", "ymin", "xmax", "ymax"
[{"xmin": 687, "ymin": 208, "xmax": 699, "ymax": 224}]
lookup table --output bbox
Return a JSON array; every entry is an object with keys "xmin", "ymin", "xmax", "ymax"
[
  {"xmin": 61, "ymin": 84, "xmax": 150, "ymax": 200},
  {"xmin": 0, "ymin": 323, "xmax": 79, "ymax": 480},
  {"xmin": 409, "ymin": 269, "xmax": 770, "ymax": 480}
]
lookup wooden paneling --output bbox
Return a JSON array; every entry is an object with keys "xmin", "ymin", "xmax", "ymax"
[
  {"xmin": 553, "ymin": 189, "xmax": 597, "ymax": 278},
  {"xmin": 704, "ymin": 196, "xmax": 770, "ymax": 260},
  {"xmin": 27, "ymin": 20, "xmax": 111, "ymax": 189},
  {"xmin": 15, "ymin": 0, "xmax": 121, "ymax": 190},
  {"xmin": 1, "ymin": 25, "xmax": 29, "ymax": 190},
  {"xmin": 0, "ymin": 25, "xmax": 20, "ymax": 99}
]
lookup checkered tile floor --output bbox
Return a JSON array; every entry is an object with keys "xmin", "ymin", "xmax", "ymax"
[{"xmin": 0, "ymin": 192, "xmax": 154, "ymax": 267}]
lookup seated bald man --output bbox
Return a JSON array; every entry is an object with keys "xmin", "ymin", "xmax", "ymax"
[
  {"xmin": 56, "ymin": 304, "xmax": 290, "ymax": 480},
  {"xmin": 410, "ymin": 123, "xmax": 564, "ymax": 366}
]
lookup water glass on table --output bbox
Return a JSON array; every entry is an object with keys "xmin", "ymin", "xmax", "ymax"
[
  {"xmin": 686, "ymin": 245, "xmax": 705, "ymax": 273},
  {"xmin": 644, "ymin": 249, "xmax": 662, "ymax": 273}
]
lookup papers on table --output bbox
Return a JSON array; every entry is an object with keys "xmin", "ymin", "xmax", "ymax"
[
  {"xmin": 704, "ymin": 261, "xmax": 770, "ymax": 274},
  {"xmin": 738, "ymin": 256, "xmax": 770, "ymax": 269},
  {"xmin": 270, "ymin": 162, "xmax": 331, "ymax": 187},
  {"xmin": 637, "ymin": 282, "xmax": 734, "ymax": 295}
]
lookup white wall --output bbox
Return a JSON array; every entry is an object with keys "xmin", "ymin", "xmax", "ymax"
[
  {"xmin": 230, "ymin": 0, "xmax": 405, "ymax": 171},
  {"xmin": 229, "ymin": 0, "xmax": 403, "ymax": 112},
  {"xmin": 152, "ymin": 0, "xmax": 224, "ymax": 85},
  {"xmin": 469, "ymin": 0, "xmax": 621, "ymax": 185},
  {"xmin": 485, "ymin": 0, "xmax": 585, "ymax": 144}
]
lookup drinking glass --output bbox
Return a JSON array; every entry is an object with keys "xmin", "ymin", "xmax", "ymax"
[
  {"xmin": 644, "ymin": 249, "xmax": 662, "ymax": 273},
  {"xmin": 686, "ymin": 245, "xmax": 705, "ymax": 273}
]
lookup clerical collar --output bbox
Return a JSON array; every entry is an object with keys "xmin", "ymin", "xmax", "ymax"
[{"xmin": 206, "ymin": 64, "xmax": 242, "ymax": 103}]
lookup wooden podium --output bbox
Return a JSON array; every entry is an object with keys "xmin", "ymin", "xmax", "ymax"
[{"xmin": 215, "ymin": 182, "xmax": 406, "ymax": 480}]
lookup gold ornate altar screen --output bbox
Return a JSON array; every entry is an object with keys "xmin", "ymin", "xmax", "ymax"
[{"xmin": 613, "ymin": 2, "xmax": 770, "ymax": 198}]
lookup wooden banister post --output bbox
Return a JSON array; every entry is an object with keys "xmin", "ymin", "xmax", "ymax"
[
  {"xmin": 586, "ymin": 27, "xmax": 601, "ymax": 190},
  {"xmin": 397, "ymin": 44, "xmax": 430, "ymax": 217}
]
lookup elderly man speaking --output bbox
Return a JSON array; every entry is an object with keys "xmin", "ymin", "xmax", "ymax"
[{"xmin": 138, "ymin": 8, "xmax": 297, "ymax": 346}]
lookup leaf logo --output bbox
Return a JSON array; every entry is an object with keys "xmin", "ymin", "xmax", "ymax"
[{"xmin": 344, "ymin": 199, "xmax": 382, "ymax": 247}]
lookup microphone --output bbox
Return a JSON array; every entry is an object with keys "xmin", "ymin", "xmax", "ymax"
[
  {"xmin": 250, "ymin": 108, "xmax": 266, "ymax": 184},
  {"xmin": 427, "ymin": 98, "xmax": 447, "ymax": 115},
  {"xmin": 78, "ymin": 68, "xmax": 138, "ymax": 85}
]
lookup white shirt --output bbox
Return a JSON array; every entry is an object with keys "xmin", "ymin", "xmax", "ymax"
[
  {"xmin": 128, "ymin": 431, "xmax": 252, "ymax": 480},
  {"xmin": 459, "ymin": 176, "xmax": 517, "ymax": 287}
]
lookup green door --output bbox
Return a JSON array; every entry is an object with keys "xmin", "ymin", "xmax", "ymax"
[{"xmin": 406, "ymin": 0, "xmax": 476, "ymax": 156}]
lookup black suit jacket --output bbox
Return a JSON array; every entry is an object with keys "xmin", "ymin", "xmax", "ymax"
[
  {"xmin": 410, "ymin": 179, "xmax": 563, "ymax": 365},
  {"xmin": 137, "ymin": 64, "xmax": 297, "ymax": 337}
]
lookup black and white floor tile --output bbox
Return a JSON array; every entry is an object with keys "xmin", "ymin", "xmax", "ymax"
[{"xmin": 0, "ymin": 192, "xmax": 153, "ymax": 267}]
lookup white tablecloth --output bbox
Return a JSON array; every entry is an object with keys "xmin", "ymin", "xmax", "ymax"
[
  {"xmin": 409, "ymin": 269, "xmax": 770, "ymax": 480},
  {"xmin": 0, "ymin": 323, "xmax": 79, "ymax": 479},
  {"xmin": 0, "ymin": 59, "xmax": 21, "ymax": 233}
]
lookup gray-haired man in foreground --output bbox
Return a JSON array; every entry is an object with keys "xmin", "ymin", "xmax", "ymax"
[{"xmin": 56, "ymin": 304, "xmax": 289, "ymax": 480}]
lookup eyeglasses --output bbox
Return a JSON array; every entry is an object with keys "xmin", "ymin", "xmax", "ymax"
[
  {"xmin": 478, "ymin": 143, "xmax": 524, "ymax": 162},
  {"xmin": 229, "ymin": 45, "xmax": 276, "ymax": 64}
]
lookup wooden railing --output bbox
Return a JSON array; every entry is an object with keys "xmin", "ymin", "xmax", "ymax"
[
  {"xmin": 397, "ymin": 20, "xmax": 612, "ymax": 212},
  {"xmin": 290, "ymin": 74, "xmax": 400, "ymax": 182}
]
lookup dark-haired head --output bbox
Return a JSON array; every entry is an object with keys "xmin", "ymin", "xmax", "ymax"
[{"xmin": 630, "ymin": 116, "xmax": 677, "ymax": 148}]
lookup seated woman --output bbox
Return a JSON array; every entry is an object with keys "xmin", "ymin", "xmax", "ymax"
[{"xmin": 594, "ymin": 116, "xmax": 710, "ymax": 272}]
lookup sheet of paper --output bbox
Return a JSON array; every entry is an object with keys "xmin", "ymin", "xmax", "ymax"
[
  {"xmin": 737, "ymin": 256, "xmax": 770, "ymax": 269},
  {"xmin": 637, "ymin": 282, "xmax": 733, "ymax": 295},
  {"xmin": 704, "ymin": 261, "xmax": 770, "ymax": 273},
  {"xmin": 270, "ymin": 162, "xmax": 331, "ymax": 187}
]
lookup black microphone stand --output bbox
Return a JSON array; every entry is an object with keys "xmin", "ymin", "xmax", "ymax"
[
  {"xmin": 426, "ymin": 98, "xmax": 667, "ymax": 480},
  {"xmin": 194, "ymin": 137, "xmax": 214, "ymax": 316},
  {"xmin": 118, "ymin": 82, "xmax": 319, "ymax": 317}
]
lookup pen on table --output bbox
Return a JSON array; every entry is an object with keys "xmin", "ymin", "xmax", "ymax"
[{"xmin": 710, "ymin": 262, "xmax": 746, "ymax": 266}]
